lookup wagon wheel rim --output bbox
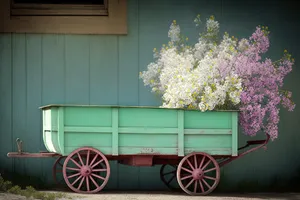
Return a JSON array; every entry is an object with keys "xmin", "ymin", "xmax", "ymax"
[
  {"xmin": 160, "ymin": 164, "xmax": 180, "ymax": 190},
  {"xmin": 53, "ymin": 156, "xmax": 68, "ymax": 185},
  {"xmin": 63, "ymin": 147, "xmax": 110, "ymax": 194},
  {"xmin": 176, "ymin": 152, "xmax": 220, "ymax": 196}
]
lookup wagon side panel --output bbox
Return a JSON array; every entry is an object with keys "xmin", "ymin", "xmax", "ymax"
[
  {"xmin": 118, "ymin": 107, "xmax": 179, "ymax": 155},
  {"xmin": 63, "ymin": 106, "xmax": 113, "ymax": 156},
  {"xmin": 42, "ymin": 107, "xmax": 60, "ymax": 153},
  {"xmin": 184, "ymin": 111, "xmax": 237, "ymax": 156}
]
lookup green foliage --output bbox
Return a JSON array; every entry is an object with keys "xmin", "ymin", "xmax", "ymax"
[
  {"xmin": 0, "ymin": 175, "xmax": 13, "ymax": 192},
  {"xmin": 0, "ymin": 174, "xmax": 68, "ymax": 200}
]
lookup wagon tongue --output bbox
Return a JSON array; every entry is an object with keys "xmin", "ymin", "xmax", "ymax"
[{"xmin": 7, "ymin": 138, "xmax": 61, "ymax": 158}]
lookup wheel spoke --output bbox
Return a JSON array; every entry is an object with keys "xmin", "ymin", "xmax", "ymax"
[
  {"xmin": 66, "ymin": 167, "xmax": 80, "ymax": 171},
  {"xmin": 67, "ymin": 172, "xmax": 81, "ymax": 179},
  {"xmin": 89, "ymin": 154, "xmax": 98, "ymax": 167},
  {"xmin": 202, "ymin": 178, "xmax": 211, "ymax": 190},
  {"xmin": 201, "ymin": 160, "xmax": 211, "ymax": 170},
  {"xmin": 71, "ymin": 175, "xmax": 82, "ymax": 186},
  {"xmin": 91, "ymin": 173, "xmax": 106, "ymax": 181},
  {"xmin": 92, "ymin": 168, "xmax": 107, "ymax": 172},
  {"xmin": 91, "ymin": 159, "xmax": 104, "ymax": 169},
  {"xmin": 203, "ymin": 175, "xmax": 217, "ymax": 181},
  {"xmin": 86, "ymin": 177, "xmax": 90, "ymax": 191},
  {"xmin": 194, "ymin": 180, "xmax": 198, "ymax": 193},
  {"xmin": 204, "ymin": 167, "xmax": 216, "ymax": 173},
  {"xmin": 70, "ymin": 158, "xmax": 82, "ymax": 168},
  {"xmin": 167, "ymin": 175, "xmax": 175, "ymax": 184},
  {"xmin": 77, "ymin": 176, "xmax": 85, "ymax": 190},
  {"xmin": 186, "ymin": 159, "xmax": 195, "ymax": 170},
  {"xmin": 86, "ymin": 150, "xmax": 90, "ymax": 166},
  {"xmin": 181, "ymin": 167, "xmax": 193, "ymax": 174},
  {"xmin": 163, "ymin": 170, "xmax": 176, "ymax": 176},
  {"xmin": 194, "ymin": 155, "xmax": 198, "ymax": 169},
  {"xmin": 89, "ymin": 175, "xmax": 99, "ymax": 188},
  {"xmin": 181, "ymin": 174, "xmax": 193, "ymax": 181},
  {"xmin": 185, "ymin": 178, "xmax": 194, "ymax": 189},
  {"xmin": 199, "ymin": 180, "xmax": 204, "ymax": 193},
  {"xmin": 77, "ymin": 153, "xmax": 84, "ymax": 166},
  {"xmin": 198, "ymin": 156, "xmax": 205, "ymax": 169}
]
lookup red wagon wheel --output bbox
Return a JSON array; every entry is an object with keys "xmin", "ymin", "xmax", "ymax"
[
  {"xmin": 160, "ymin": 164, "xmax": 180, "ymax": 190},
  {"xmin": 53, "ymin": 156, "xmax": 67, "ymax": 185},
  {"xmin": 63, "ymin": 147, "xmax": 110, "ymax": 194},
  {"xmin": 177, "ymin": 152, "xmax": 220, "ymax": 195}
]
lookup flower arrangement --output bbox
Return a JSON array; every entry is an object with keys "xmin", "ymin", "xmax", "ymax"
[{"xmin": 140, "ymin": 15, "xmax": 295, "ymax": 140}]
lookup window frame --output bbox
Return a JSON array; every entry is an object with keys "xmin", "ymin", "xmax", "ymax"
[
  {"xmin": 0, "ymin": 0, "xmax": 127, "ymax": 34},
  {"xmin": 10, "ymin": 0, "xmax": 109, "ymax": 16}
]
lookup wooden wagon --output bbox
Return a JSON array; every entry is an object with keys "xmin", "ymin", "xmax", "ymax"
[{"xmin": 7, "ymin": 104, "xmax": 269, "ymax": 195}]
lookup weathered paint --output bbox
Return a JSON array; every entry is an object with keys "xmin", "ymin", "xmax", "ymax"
[{"xmin": 0, "ymin": 0, "xmax": 300, "ymax": 192}]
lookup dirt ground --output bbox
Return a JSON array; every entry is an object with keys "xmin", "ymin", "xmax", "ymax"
[{"xmin": 1, "ymin": 191, "xmax": 300, "ymax": 200}]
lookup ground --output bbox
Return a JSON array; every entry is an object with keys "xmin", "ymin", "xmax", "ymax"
[{"xmin": 1, "ymin": 191, "xmax": 300, "ymax": 200}]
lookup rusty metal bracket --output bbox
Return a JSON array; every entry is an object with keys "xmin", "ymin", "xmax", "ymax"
[{"xmin": 16, "ymin": 138, "xmax": 23, "ymax": 153}]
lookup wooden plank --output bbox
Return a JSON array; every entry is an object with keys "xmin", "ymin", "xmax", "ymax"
[
  {"xmin": 64, "ymin": 126, "xmax": 112, "ymax": 133},
  {"xmin": 184, "ymin": 111, "xmax": 232, "ymax": 129},
  {"xmin": 64, "ymin": 107, "xmax": 112, "ymax": 127},
  {"xmin": 64, "ymin": 132, "xmax": 112, "ymax": 147},
  {"xmin": 25, "ymin": 34, "xmax": 42, "ymax": 178},
  {"xmin": 118, "ymin": 0, "xmax": 139, "ymax": 106},
  {"xmin": 112, "ymin": 108, "xmax": 119, "ymax": 155},
  {"xmin": 89, "ymin": 36, "xmax": 118, "ymax": 105},
  {"xmin": 57, "ymin": 107, "xmax": 65, "ymax": 155},
  {"xmin": 12, "ymin": 34, "xmax": 26, "ymax": 176},
  {"xmin": 178, "ymin": 110, "xmax": 184, "ymax": 156},
  {"xmin": 185, "ymin": 148, "xmax": 233, "ymax": 155},
  {"xmin": 185, "ymin": 135, "xmax": 232, "ymax": 148},
  {"xmin": 65, "ymin": 35, "xmax": 90, "ymax": 104},
  {"xmin": 119, "ymin": 127, "xmax": 178, "ymax": 134},
  {"xmin": 65, "ymin": 146, "xmax": 112, "ymax": 155},
  {"xmin": 0, "ymin": 34, "xmax": 12, "ymax": 172},
  {"xmin": 42, "ymin": 35, "xmax": 65, "ymax": 105},
  {"xmin": 185, "ymin": 129, "xmax": 232, "ymax": 135},
  {"xmin": 231, "ymin": 112, "xmax": 238, "ymax": 156},
  {"xmin": 119, "ymin": 147, "xmax": 177, "ymax": 155},
  {"xmin": 119, "ymin": 107, "xmax": 178, "ymax": 128},
  {"xmin": 119, "ymin": 134, "xmax": 177, "ymax": 148}
]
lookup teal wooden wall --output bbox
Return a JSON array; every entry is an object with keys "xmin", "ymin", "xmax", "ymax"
[{"xmin": 0, "ymin": 0, "xmax": 300, "ymax": 192}]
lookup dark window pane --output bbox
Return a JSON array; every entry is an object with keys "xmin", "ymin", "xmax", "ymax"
[{"xmin": 13, "ymin": 0, "xmax": 104, "ymax": 5}]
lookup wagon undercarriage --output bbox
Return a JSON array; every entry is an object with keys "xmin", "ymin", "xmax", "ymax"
[{"xmin": 8, "ymin": 132, "xmax": 269, "ymax": 196}]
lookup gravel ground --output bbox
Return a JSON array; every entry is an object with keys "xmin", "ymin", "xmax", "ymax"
[{"xmin": 1, "ymin": 191, "xmax": 300, "ymax": 200}]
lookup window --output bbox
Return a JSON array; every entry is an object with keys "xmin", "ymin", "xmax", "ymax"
[
  {"xmin": 0, "ymin": 0, "xmax": 127, "ymax": 34},
  {"xmin": 11, "ymin": 0, "xmax": 108, "ymax": 16}
]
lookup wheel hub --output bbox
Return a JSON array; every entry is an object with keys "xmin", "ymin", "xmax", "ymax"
[
  {"xmin": 192, "ymin": 168, "xmax": 203, "ymax": 180},
  {"xmin": 80, "ymin": 165, "xmax": 92, "ymax": 177}
]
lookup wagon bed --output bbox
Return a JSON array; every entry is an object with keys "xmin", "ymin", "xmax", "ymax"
[{"xmin": 41, "ymin": 104, "xmax": 238, "ymax": 158}]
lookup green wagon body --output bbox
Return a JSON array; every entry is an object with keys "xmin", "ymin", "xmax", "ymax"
[
  {"xmin": 8, "ymin": 104, "xmax": 268, "ymax": 195},
  {"xmin": 41, "ymin": 104, "xmax": 238, "ymax": 157}
]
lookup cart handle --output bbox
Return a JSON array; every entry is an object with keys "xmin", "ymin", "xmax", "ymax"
[{"xmin": 219, "ymin": 133, "xmax": 270, "ymax": 167}]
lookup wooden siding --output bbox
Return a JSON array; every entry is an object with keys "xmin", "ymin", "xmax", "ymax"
[{"xmin": 0, "ymin": 0, "xmax": 300, "ymax": 192}]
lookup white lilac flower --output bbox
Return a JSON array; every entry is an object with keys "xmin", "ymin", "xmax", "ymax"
[{"xmin": 140, "ymin": 15, "xmax": 243, "ymax": 112}]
